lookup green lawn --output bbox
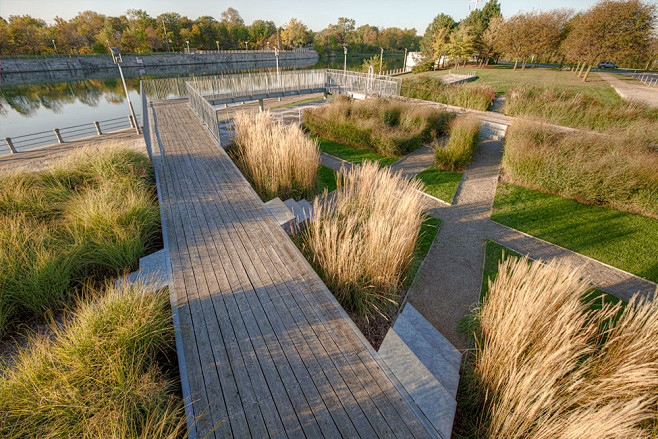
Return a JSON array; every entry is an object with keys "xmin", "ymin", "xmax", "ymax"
[
  {"xmin": 316, "ymin": 137, "xmax": 399, "ymax": 166},
  {"xmin": 408, "ymin": 66, "xmax": 619, "ymax": 101},
  {"xmin": 405, "ymin": 216, "xmax": 441, "ymax": 289},
  {"xmin": 492, "ymin": 183, "xmax": 658, "ymax": 283},
  {"xmin": 416, "ymin": 167, "xmax": 463, "ymax": 204},
  {"xmin": 270, "ymin": 96, "xmax": 326, "ymax": 110},
  {"xmin": 315, "ymin": 165, "xmax": 338, "ymax": 194}
]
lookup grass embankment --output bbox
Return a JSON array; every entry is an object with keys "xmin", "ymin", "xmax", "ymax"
[
  {"xmin": 456, "ymin": 255, "xmax": 657, "ymax": 438},
  {"xmin": 504, "ymin": 87, "xmax": 658, "ymax": 142},
  {"xmin": 0, "ymin": 281, "xmax": 185, "ymax": 438},
  {"xmin": 435, "ymin": 115, "xmax": 481, "ymax": 172},
  {"xmin": 0, "ymin": 146, "xmax": 160, "ymax": 336},
  {"xmin": 316, "ymin": 137, "xmax": 398, "ymax": 166},
  {"xmin": 298, "ymin": 161, "xmax": 431, "ymax": 346},
  {"xmin": 492, "ymin": 183, "xmax": 658, "ymax": 283},
  {"xmin": 502, "ymin": 121, "xmax": 658, "ymax": 218},
  {"xmin": 400, "ymin": 76, "xmax": 495, "ymax": 111},
  {"xmin": 230, "ymin": 111, "xmax": 320, "ymax": 201},
  {"xmin": 304, "ymin": 96, "xmax": 450, "ymax": 156}
]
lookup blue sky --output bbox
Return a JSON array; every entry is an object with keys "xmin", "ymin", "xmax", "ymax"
[{"xmin": 2, "ymin": 0, "xmax": 601, "ymax": 33}]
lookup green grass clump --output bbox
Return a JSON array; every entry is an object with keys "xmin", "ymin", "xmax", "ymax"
[
  {"xmin": 435, "ymin": 115, "xmax": 481, "ymax": 172},
  {"xmin": 504, "ymin": 86, "xmax": 658, "ymax": 142},
  {"xmin": 0, "ymin": 281, "xmax": 185, "ymax": 438},
  {"xmin": 401, "ymin": 76, "xmax": 495, "ymax": 111},
  {"xmin": 502, "ymin": 121, "xmax": 658, "ymax": 218},
  {"xmin": 416, "ymin": 167, "xmax": 463, "ymax": 203},
  {"xmin": 304, "ymin": 96, "xmax": 450, "ymax": 156},
  {"xmin": 316, "ymin": 137, "xmax": 399, "ymax": 166},
  {"xmin": 0, "ymin": 145, "xmax": 160, "ymax": 336},
  {"xmin": 492, "ymin": 182, "xmax": 658, "ymax": 282}
]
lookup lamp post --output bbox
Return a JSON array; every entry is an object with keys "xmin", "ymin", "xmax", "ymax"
[
  {"xmin": 52, "ymin": 39, "xmax": 58, "ymax": 54},
  {"xmin": 343, "ymin": 46, "xmax": 347, "ymax": 72},
  {"xmin": 404, "ymin": 47, "xmax": 408, "ymax": 72},
  {"xmin": 216, "ymin": 40, "xmax": 220, "ymax": 51},
  {"xmin": 186, "ymin": 40, "xmax": 190, "ymax": 53},
  {"xmin": 245, "ymin": 41, "xmax": 248, "ymax": 50},
  {"xmin": 109, "ymin": 47, "xmax": 139, "ymax": 135},
  {"xmin": 266, "ymin": 41, "xmax": 270, "ymax": 50},
  {"xmin": 379, "ymin": 47, "xmax": 384, "ymax": 74}
]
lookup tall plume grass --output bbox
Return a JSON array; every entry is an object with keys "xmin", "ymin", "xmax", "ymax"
[
  {"xmin": 475, "ymin": 256, "xmax": 658, "ymax": 438},
  {"xmin": 504, "ymin": 86, "xmax": 658, "ymax": 143},
  {"xmin": 303, "ymin": 96, "xmax": 450, "ymax": 156},
  {"xmin": 502, "ymin": 121, "xmax": 658, "ymax": 218},
  {"xmin": 0, "ymin": 281, "xmax": 185, "ymax": 438},
  {"xmin": 401, "ymin": 76, "xmax": 495, "ymax": 111},
  {"xmin": 435, "ymin": 115, "xmax": 481, "ymax": 172},
  {"xmin": 231, "ymin": 111, "xmax": 319, "ymax": 201},
  {"xmin": 299, "ymin": 160, "xmax": 426, "ymax": 318},
  {"xmin": 0, "ymin": 145, "xmax": 160, "ymax": 336}
]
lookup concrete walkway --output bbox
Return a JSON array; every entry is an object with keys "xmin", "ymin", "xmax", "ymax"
[{"xmin": 599, "ymin": 72, "xmax": 658, "ymax": 108}]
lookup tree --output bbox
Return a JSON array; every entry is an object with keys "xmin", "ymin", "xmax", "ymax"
[
  {"xmin": 447, "ymin": 25, "xmax": 476, "ymax": 68},
  {"xmin": 420, "ymin": 13, "xmax": 457, "ymax": 60},
  {"xmin": 563, "ymin": 0, "xmax": 656, "ymax": 81},
  {"xmin": 6, "ymin": 15, "xmax": 49, "ymax": 54},
  {"xmin": 280, "ymin": 18, "xmax": 309, "ymax": 48},
  {"xmin": 525, "ymin": 10, "xmax": 571, "ymax": 66},
  {"xmin": 249, "ymin": 20, "xmax": 276, "ymax": 48},
  {"xmin": 461, "ymin": 0, "xmax": 502, "ymax": 63}
]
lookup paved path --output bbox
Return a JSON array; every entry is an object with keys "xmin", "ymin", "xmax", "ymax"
[
  {"xmin": 388, "ymin": 145, "xmax": 435, "ymax": 179},
  {"xmin": 599, "ymin": 72, "xmax": 658, "ymax": 107},
  {"xmin": 147, "ymin": 99, "xmax": 435, "ymax": 438}
]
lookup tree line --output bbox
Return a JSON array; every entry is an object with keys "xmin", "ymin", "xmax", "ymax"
[
  {"xmin": 419, "ymin": 0, "xmax": 657, "ymax": 76},
  {"xmin": 0, "ymin": 8, "xmax": 419, "ymax": 56}
]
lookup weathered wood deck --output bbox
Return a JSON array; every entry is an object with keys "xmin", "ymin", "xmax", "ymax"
[{"xmin": 146, "ymin": 99, "xmax": 434, "ymax": 438}]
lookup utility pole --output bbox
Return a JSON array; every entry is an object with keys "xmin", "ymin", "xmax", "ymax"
[
  {"xmin": 403, "ymin": 47, "xmax": 408, "ymax": 71},
  {"xmin": 379, "ymin": 47, "xmax": 383, "ymax": 74},
  {"xmin": 52, "ymin": 39, "xmax": 58, "ymax": 54},
  {"xmin": 108, "ymin": 47, "xmax": 140, "ymax": 134},
  {"xmin": 162, "ymin": 19, "xmax": 170, "ymax": 51},
  {"xmin": 343, "ymin": 46, "xmax": 347, "ymax": 72}
]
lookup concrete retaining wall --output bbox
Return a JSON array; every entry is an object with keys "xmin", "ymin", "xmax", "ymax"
[{"xmin": 1, "ymin": 51, "xmax": 319, "ymax": 85}]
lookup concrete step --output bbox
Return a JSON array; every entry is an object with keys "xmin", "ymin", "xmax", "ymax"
[
  {"xmin": 394, "ymin": 304, "xmax": 462, "ymax": 398},
  {"xmin": 480, "ymin": 120, "xmax": 508, "ymax": 141},
  {"xmin": 296, "ymin": 199, "xmax": 315, "ymax": 223},
  {"xmin": 264, "ymin": 197, "xmax": 296, "ymax": 233},
  {"xmin": 283, "ymin": 197, "xmax": 315, "ymax": 228},
  {"xmin": 379, "ymin": 327, "xmax": 457, "ymax": 439},
  {"xmin": 115, "ymin": 249, "xmax": 171, "ymax": 290}
]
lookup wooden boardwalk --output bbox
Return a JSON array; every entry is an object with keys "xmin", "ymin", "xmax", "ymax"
[{"xmin": 146, "ymin": 100, "xmax": 434, "ymax": 438}]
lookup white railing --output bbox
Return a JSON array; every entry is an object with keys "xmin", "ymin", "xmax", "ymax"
[
  {"xmin": 186, "ymin": 83, "xmax": 222, "ymax": 144},
  {"xmin": 325, "ymin": 69, "xmax": 402, "ymax": 97},
  {"xmin": 632, "ymin": 72, "xmax": 658, "ymax": 88}
]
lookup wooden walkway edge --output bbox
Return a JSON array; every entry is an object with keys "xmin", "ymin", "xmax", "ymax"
[{"xmin": 145, "ymin": 99, "xmax": 436, "ymax": 439}]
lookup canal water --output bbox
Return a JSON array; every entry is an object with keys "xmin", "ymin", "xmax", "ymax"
[{"xmin": 0, "ymin": 54, "xmax": 405, "ymax": 149}]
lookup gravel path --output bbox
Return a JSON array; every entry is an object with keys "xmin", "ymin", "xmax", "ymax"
[{"xmin": 598, "ymin": 72, "xmax": 658, "ymax": 108}]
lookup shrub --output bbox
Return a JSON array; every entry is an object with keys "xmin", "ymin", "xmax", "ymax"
[
  {"xmin": 0, "ymin": 145, "xmax": 160, "ymax": 336},
  {"xmin": 230, "ymin": 111, "xmax": 320, "ymax": 201},
  {"xmin": 435, "ymin": 115, "xmax": 481, "ymax": 172},
  {"xmin": 502, "ymin": 121, "xmax": 658, "ymax": 218},
  {"xmin": 303, "ymin": 96, "xmax": 450, "ymax": 156},
  {"xmin": 411, "ymin": 61, "xmax": 434, "ymax": 73},
  {"xmin": 474, "ymin": 256, "xmax": 658, "ymax": 438},
  {"xmin": 504, "ymin": 86, "xmax": 658, "ymax": 143},
  {"xmin": 401, "ymin": 76, "xmax": 495, "ymax": 111},
  {"xmin": 299, "ymin": 161, "xmax": 426, "ymax": 318},
  {"xmin": 0, "ymin": 281, "xmax": 185, "ymax": 438}
]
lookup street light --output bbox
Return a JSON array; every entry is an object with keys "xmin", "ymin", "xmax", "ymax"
[
  {"xmin": 266, "ymin": 41, "xmax": 270, "ymax": 50},
  {"xmin": 245, "ymin": 41, "xmax": 248, "ymax": 51},
  {"xmin": 404, "ymin": 47, "xmax": 408, "ymax": 72},
  {"xmin": 109, "ymin": 47, "xmax": 140, "ymax": 135},
  {"xmin": 216, "ymin": 40, "xmax": 220, "ymax": 51},
  {"xmin": 186, "ymin": 40, "xmax": 190, "ymax": 53},
  {"xmin": 52, "ymin": 39, "xmax": 58, "ymax": 55},
  {"xmin": 343, "ymin": 46, "xmax": 347, "ymax": 72},
  {"xmin": 274, "ymin": 47, "xmax": 280, "ymax": 80}
]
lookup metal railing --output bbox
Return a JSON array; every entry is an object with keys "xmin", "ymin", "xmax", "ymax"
[
  {"xmin": 632, "ymin": 72, "xmax": 658, "ymax": 88},
  {"xmin": 380, "ymin": 68, "xmax": 409, "ymax": 76},
  {"xmin": 325, "ymin": 69, "xmax": 402, "ymax": 97},
  {"xmin": 1, "ymin": 115, "xmax": 140, "ymax": 155},
  {"xmin": 186, "ymin": 82, "xmax": 221, "ymax": 144}
]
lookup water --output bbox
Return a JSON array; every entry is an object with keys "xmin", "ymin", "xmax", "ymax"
[{"xmin": 0, "ymin": 54, "xmax": 405, "ymax": 149}]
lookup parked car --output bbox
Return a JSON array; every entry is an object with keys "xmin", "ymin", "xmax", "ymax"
[{"xmin": 597, "ymin": 61, "xmax": 619, "ymax": 69}]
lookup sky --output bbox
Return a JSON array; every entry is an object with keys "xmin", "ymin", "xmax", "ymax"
[{"xmin": 1, "ymin": 0, "xmax": 602, "ymax": 33}]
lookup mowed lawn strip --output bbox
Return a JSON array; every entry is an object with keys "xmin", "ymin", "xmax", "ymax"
[
  {"xmin": 315, "ymin": 165, "xmax": 339, "ymax": 194},
  {"xmin": 405, "ymin": 216, "xmax": 442, "ymax": 289},
  {"xmin": 416, "ymin": 167, "xmax": 463, "ymax": 204},
  {"xmin": 492, "ymin": 182, "xmax": 658, "ymax": 283},
  {"xmin": 316, "ymin": 137, "xmax": 399, "ymax": 166}
]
